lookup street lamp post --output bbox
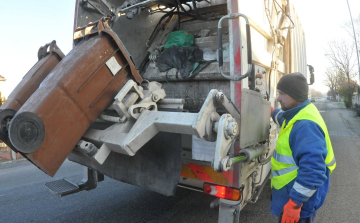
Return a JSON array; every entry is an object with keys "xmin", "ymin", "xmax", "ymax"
[{"xmin": 346, "ymin": 0, "xmax": 360, "ymax": 86}]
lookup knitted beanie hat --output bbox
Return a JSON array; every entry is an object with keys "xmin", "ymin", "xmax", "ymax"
[{"xmin": 277, "ymin": 72, "xmax": 308, "ymax": 102}]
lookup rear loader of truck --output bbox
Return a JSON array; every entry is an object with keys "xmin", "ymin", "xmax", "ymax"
[{"xmin": 0, "ymin": 0, "xmax": 310, "ymax": 222}]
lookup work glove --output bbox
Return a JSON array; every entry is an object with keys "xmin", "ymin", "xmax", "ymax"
[
  {"xmin": 270, "ymin": 106, "xmax": 275, "ymax": 117},
  {"xmin": 281, "ymin": 198, "xmax": 303, "ymax": 223}
]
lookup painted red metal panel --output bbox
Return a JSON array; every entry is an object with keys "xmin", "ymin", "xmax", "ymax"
[
  {"xmin": 222, "ymin": 170, "xmax": 234, "ymax": 186},
  {"xmin": 229, "ymin": 0, "xmax": 243, "ymax": 189}
]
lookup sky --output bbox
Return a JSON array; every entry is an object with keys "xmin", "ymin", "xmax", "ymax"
[
  {"xmin": 0, "ymin": 0, "xmax": 75, "ymax": 97},
  {"xmin": 293, "ymin": 0, "xmax": 360, "ymax": 93},
  {"xmin": 0, "ymin": 0, "xmax": 359, "ymax": 97}
]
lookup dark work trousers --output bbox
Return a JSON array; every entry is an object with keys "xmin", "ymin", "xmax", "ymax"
[{"xmin": 278, "ymin": 211, "xmax": 317, "ymax": 223}]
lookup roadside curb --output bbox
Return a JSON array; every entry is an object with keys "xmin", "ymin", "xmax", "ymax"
[
  {"xmin": 0, "ymin": 158, "xmax": 27, "ymax": 167},
  {"xmin": 331, "ymin": 102, "xmax": 346, "ymax": 109},
  {"xmin": 0, "ymin": 151, "xmax": 24, "ymax": 163}
]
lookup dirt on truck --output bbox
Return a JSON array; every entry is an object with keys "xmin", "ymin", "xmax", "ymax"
[{"xmin": 0, "ymin": 0, "xmax": 311, "ymax": 222}]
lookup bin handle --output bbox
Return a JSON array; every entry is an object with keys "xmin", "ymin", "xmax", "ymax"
[
  {"xmin": 218, "ymin": 13, "xmax": 252, "ymax": 81},
  {"xmin": 37, "ymin": 41, "xmax": 65, "ymax": 60},
  {"xmin": 38, "ymin": 42, "xmax": 51, "ymax": 60}
]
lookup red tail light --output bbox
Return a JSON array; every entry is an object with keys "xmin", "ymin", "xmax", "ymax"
[{"xmin": 203, "ymin": 183, "xmax": 241, "ymax": 201}]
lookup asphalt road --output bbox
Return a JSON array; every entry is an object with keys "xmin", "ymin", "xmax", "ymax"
[{"xmin": 0, "ymin": 99, "xmax": 359, "ymax": 223}]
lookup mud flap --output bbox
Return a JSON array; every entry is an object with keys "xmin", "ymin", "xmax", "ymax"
[{"xmin": 68, "ymin": 132, "xmax": 183, "ymax": 196}]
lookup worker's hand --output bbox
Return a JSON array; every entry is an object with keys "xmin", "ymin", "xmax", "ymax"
[
  {"xmin": 281, "ymin": 199, "xmax": 302, "ymax": 223},
  {"xmin": 270, "ymin": 106, "xmax": 275, "ymax": 117}
]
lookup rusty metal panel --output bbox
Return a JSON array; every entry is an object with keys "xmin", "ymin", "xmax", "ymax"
[
  {"xmin": 0, "ymin": 41, "xmax": 65, "ymax": 150},
  {"xmin": 8, "ymin": 19, "xmax": 142, "ymax": 177},
  {"xmin": 239, "ymin": 89, "xmax": 270, "ymax": 148}
]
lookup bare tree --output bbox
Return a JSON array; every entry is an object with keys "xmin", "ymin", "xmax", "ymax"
[
  {"xmin": 344, "ymin": 15, "xmax": 360, "ymax": 51},
  {"xmin": 326, "ymin": 40, "xmax": 357, "ymax": 107},
  {"xmin": 343, "ymin": 14, "xmax": 360, "ymax": 84},
  {"xmin": 323, "ymin": 68, "xmax": 339, "ymax": 100}
]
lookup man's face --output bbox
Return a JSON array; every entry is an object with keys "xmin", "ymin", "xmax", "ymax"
[{"xmin": 276, "ymin": 90, "xmax": 301, "ymax": 111}]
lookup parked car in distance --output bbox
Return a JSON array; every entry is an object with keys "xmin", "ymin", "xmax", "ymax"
[{"xmin": 311, "ymin": 97, "xmax": 316, "ymax": 102}]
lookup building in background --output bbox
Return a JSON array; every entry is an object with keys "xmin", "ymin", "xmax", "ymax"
[
  {"xmin": 0, "ymin": 75, "xmax": 10, "ymax": 161},
  {"xmin": 0, "ymin": 75, "xmax": 6, "ymax": 106}
]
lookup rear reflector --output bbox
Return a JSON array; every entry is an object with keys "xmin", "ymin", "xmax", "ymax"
[{"xmin": 203, "ymin": 183, "xmax": 241, "ymax": 201}]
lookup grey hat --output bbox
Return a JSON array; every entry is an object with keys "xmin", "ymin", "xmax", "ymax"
[{"xmin": 277, "ymin": 72, "xmax": 308, "ymax": 102}]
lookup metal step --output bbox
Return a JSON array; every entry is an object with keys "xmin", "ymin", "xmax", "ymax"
[
  {"xmin": 180, "ymin": 15, "xmax": 227, "ymax": 33},
  {"xmin": 194, "ymin": 35, "xmax": 229, "ymax": 49},
  {"xmin": 45, "ymin": 168, "xmax": 104, "ymax": 197},
  {"xmin": 45, "ymin": 178, "xmax": 80, "ymax": 197}
]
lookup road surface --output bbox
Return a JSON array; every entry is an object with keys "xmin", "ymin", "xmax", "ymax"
[{"xmin": 0, "ymin": 99, "xmax": 359, "ymax": 222}]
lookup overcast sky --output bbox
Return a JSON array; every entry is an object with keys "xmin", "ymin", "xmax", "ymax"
[{"xmin": 0, "ymin": 0, "xmax": 359, "ymax": 97}]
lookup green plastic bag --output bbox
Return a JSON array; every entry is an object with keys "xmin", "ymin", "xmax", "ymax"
[{"xmin": 164, "ymin": 31, "xmax": 194, "ymax": 49}]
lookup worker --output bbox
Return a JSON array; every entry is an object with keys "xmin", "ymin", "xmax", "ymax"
[{"xmin": 270, "ymin": 73, "xmax": 336, "ymax": 223}]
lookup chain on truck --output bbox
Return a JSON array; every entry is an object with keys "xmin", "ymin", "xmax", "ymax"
[{"xmin": 0, "ymin": 0, "xmax": 314, "ymax": 222}]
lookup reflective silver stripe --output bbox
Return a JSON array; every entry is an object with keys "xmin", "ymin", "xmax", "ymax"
[
  {"xmin": 326, "ymin": 157, "xmax": 336, "ymax": 166},
  {"xmin": 272, "ymin": 150, "xmax": 296, "ymax": 165},
  {"xmin": 275, "ymin": 110, "xmax": 282, "ymax": 126},
  {"xmin": 293, "ymin": 181, "xmax": 317, "ymax": 197},
  {"xmin": 272, "ymin": 165, "xmax": 298, "ymax": 177}
]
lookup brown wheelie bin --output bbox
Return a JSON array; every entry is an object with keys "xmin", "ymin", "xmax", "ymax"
[
  {"xmin": 8, "ymin": 18, "xmax": 142, "ymax": 176},
  {"xmin": 0, "ymin": 41, "xmax": 65, "ymax": 151}
]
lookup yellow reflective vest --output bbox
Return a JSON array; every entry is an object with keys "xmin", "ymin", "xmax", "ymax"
[{"xmin": 271, "ymin": 103, "xmax": 336, "ymax": 190}]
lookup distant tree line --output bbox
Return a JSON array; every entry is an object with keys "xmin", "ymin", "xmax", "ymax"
[{"xmin": 310, "ymin": 89, "xmax": 324, "ymax": 98}]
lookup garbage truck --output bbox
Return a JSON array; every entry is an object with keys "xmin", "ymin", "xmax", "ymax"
[{"xmin": 0, "ymin": 0, "xmax": 311, "ymax": 222}]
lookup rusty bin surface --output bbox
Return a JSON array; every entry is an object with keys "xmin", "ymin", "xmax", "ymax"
[
  {"xmin": 0, "ymin": 41, "xmax": 65, "ymax": 150},
  {"xmin": 8, "ymin": 19, "xmax": 142, "ymax": 176}
]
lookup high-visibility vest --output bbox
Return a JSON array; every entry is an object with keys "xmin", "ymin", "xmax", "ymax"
[{"xmin": 271, "ymin": 103, "xmax": 336, "ymax": 190}]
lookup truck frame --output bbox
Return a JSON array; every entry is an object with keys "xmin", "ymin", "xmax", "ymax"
[{"xmin": 4, "ymin": 0, "xmax": 309, "ymax": 222}]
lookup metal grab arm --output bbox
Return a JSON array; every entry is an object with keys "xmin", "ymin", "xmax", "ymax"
[
  {"xmin": 218, "ymin": 13, "xmax": 253, "ymax": 81},
  {"xmin": 83, "ymin": 86, "xmax": 241, "ymax": 165},
  {"xmin": 116, "ymin": 89, "xmax": 240, "ymax": 156}
]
